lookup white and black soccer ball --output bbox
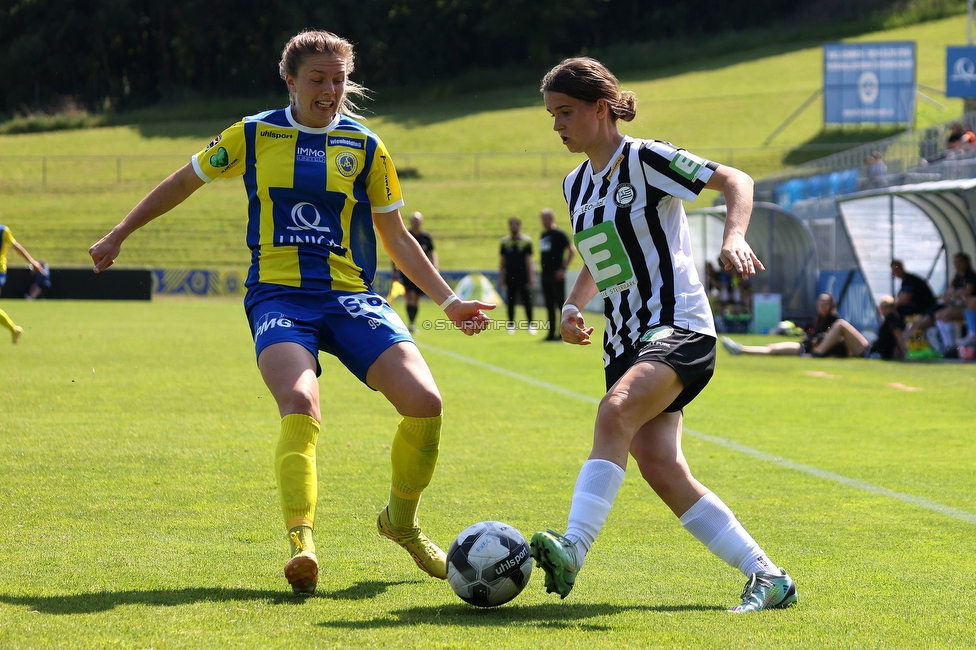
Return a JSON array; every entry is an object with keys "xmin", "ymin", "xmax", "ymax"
[{"xmin": 447, "ymin": 521, "xmax": 533, "ymax": 607}]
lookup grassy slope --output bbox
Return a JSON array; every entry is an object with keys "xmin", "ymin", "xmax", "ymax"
[
  {"xmin": 0, "ymin": 300, "xmax": 973, "ymax": 648},
  {"xmin": 0, "ymin": 15, "xmax": 968, "ymax": 271}
]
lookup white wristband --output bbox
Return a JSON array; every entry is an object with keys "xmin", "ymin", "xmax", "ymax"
[
  {"xmin": 439, "ymin": 293, "xmax": 459, "ymax": 310},
  {"xmin": 562, "ymin": 303, "xmax": 580, "ymax": 316}
]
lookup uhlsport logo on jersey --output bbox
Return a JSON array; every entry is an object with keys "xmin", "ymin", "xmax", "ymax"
[
  {"xmin": 336, "ymin": 152, "xmax": 359, "ymax": 177},
  {"xmin": 260, "ymin": 130, "xmax": 294, "ymax": 140},
  {"xmin": 254, "ymin": 312, "xmax": 294, "ymax": 339},
  {"xmin": 669, "ymin": 151, "xmax": 705, "ymax": 181},
  {"xmin": 574, "ymin": 221, "xmax": 637, "ymax": 297},
  {"xmin": 613, "ymin": 183, "xmax": 636, "ymax": 208}
]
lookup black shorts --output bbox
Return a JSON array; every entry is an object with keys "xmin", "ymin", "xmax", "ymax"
[
  {"xmin": 604, "ymin": 325, "xmax": 716, "ymax": 413},
  {"xmin": 401, "ymin": 275, "xmax": 423, "ymax": 296}
]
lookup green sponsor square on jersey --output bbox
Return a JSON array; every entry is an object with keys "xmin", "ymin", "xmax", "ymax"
[
  {"xmin": 669, "ymin": 151, "xmax": 704, "ymax": 181},
  {"xmin": 573, "ymin": 221, "xmax": 637, "ymax": 297}
]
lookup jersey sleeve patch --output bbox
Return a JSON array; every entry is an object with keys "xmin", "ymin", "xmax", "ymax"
[
  {"xmin": 640, "ymin": 142, "xmax": 714, "ymax": 201},
  {"xmin": 192, "ymin": 121, "xmax": 247, "ymax": 182}
]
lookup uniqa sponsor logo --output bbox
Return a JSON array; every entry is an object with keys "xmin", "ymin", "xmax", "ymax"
[
  {"xmin": 276, "ymin": 235, "xmax": 341, "ymax": 247},
  {"xmin": 952, "ymin": 57, "xmax": 976, "ymax": 84},
  {"xmin": 287, "ymin": 202, "xmax": 331, "ymax": 232}
]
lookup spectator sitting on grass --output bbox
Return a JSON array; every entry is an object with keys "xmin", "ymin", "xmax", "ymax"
[
  {"xmin": 721, "ymin": 293, "xmax": 868, "ymax": 358},
  {"xmin": 867, "ymin": 295, "xmax": 906, "ymax": 360}
]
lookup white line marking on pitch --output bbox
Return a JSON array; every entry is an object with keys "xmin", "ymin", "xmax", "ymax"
[{"xmin": 422, "ymin": 344, "xmax": 976, "ymax": 526}]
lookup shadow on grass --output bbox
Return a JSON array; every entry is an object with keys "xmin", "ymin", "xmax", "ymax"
[
  {"xmin": 318, "ymin": 602, "xmax": 726, "ymax": 630},
  {"xmin": 0, "ymin": 580, "xmax": 419, "ymax": 614}
]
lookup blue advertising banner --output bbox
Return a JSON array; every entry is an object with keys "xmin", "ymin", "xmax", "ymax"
[
  {"xmin": 946, "ymin": 46, "xmax": 976, "ymax": 98},
  {"xmin": 824, "ymin": 42, "xmax": 916, "ymax": 125}
]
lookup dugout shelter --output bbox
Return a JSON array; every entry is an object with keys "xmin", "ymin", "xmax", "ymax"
[
  {"xmin": 688, "ymin": 202, "xmax": 819, "ymax": 326},
  {"xmin": 717, "ymin": 179, "xmax": 976, "ymax": 332}
]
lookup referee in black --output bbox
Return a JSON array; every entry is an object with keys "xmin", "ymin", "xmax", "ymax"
[
  {"xmin": 395, "ymin": 212, "xmax": 437, "ymax": 332},
  {"xmin": 499, "ymin": 216, "xmax": 535, "ymax": 334},
  {"xmin": 538, "ymin": 208, "xmax": 575, "ymax": 340}
]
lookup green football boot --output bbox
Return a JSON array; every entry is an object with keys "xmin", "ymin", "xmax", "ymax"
[
  {"xmin": 729, "ymin": 569, "xmax": 797, "ymax": 613},
  {"xmin": 529, "ymin": 529, "xmax": 579, "ymax": 599}
]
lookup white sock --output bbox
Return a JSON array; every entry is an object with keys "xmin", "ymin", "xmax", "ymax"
[
  {"xmin": 679, "ymin": 492, "xmax": 778, "ymax": 577},
  {"xmin": 936, "ymin": 320, "xmax": 956, "ymax": 349},
  {"xmin": 563, "ymin": 459, "xmax": 626, "ymax": 567}
]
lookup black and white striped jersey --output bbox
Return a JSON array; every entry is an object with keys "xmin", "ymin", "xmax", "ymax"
[{"xmin": 563, "ymin": 135, "xmax": 718, "ymax": 366}]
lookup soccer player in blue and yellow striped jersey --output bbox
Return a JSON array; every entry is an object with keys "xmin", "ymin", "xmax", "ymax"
[
  {"xmin": 0, "ymin": 224, "xmax": 43, "ymax": 344},
  {"xmin": 89, "ymin": 30, "xmax": 494, "ymax": 596}
]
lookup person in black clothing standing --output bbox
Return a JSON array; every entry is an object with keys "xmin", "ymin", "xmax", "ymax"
[
  {"xmin": 394, "ymin": 212, "xmax": 438, "ymax": 332},
  {"xmin": 499, "ymin": 216, "xmax": 535, "ymax": 334},
  {"xmin": 538, "ymin": 208, "xmax": 575, "ymax": 340}
]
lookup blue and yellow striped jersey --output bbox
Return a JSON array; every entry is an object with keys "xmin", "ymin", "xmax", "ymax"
[
  {"xmin": 0, "ymin": 225, "xmax": 15, "ymax": 274},
  {"xmin": 192, "ymin": 107, "xmax": 404, "ymax": 294}
]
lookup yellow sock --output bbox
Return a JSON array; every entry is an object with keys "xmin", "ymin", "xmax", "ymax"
[
  {"xmin": 388, "ymin": 414, "xmax": 441, "ymax": 528},
  {"xmin": 275, "ymin": 414, "xmax": 319, "ymax": 530},
  {"xmin": 0, "ymin": 308, "xmax": 15, "ymax": 333}
]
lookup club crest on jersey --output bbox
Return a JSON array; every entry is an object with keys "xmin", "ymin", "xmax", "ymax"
[
  {"xmin": 613, "ymin": 183, "xmax": 636, "ymax": 207},
  {"xmin": 336, "ymin": 152, "xmax": 359, "ymax": 177}
]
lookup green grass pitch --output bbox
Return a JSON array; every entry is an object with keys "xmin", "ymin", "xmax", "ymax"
[{"xmin": 0, "ymin": 297, "xmax": 973, "ymax": 648}]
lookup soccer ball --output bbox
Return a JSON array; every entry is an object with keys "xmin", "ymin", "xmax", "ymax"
[{"xmin": 447, "ymin": 521, "xmax": 533, "ymax": 607}]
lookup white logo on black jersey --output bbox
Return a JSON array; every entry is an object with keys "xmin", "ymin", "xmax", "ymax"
[{"xmin": 613, "ymin": 183, "xmax": 636, "ymax": 207}]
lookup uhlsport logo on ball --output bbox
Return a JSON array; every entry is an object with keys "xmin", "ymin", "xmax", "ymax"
[{"xmin": 447, "ymin": 521, "xmax": 532, "ymax": 607}]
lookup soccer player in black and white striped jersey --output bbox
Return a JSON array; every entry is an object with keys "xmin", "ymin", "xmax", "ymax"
[{"xmin": 528, "ymin": 57, "xmax": 797, "ymax": 613}]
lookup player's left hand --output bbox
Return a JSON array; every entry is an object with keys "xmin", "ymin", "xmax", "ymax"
[
  {"xmin": 89, "ymin": 233, "xmax": 122, "ymax": 273},
  {"xmin": 445, "ymin": 300, "xmax": 496, "ymax": 336},
  {"xmin": 720, "ymin": 235, "xmax": 764, "ymax": 280}
]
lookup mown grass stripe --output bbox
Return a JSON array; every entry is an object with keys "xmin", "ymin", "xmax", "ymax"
[{"xmin": 422, "ymin": 343, "xmax": 976, "ymax": 526}]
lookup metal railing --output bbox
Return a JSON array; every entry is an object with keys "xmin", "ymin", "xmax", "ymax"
[
  {"xmin": 755, "ymin": 111, "xmax": 976, "ymax": 199},
  {"xmin": 0, "ymin": 144, "xmax": 879, "ymax": 191}
]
